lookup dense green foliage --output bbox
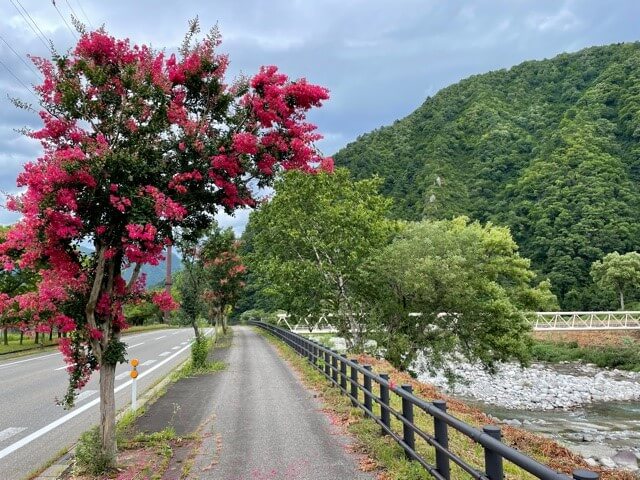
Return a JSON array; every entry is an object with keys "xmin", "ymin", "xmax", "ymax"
[
  {"xmin": 334, "ymin": 43, "xmax": 640, "ymax": 308},
  {"xmin": 590, "ymin": 251, "xmax": 640, "ymax": 310},
  {"xmin": 362, "ymin": 218, "xmax": 557, "ymax": 371},
  {"xmin": 247, "ymin": 169, "xmax": 396, "ymax": 341},
  {"xmin": 530, "ymin": 339, "xmax": 640, "ymax": 371}
]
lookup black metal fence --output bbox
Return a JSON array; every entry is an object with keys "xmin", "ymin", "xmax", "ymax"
[{"xmin": 249, "ymin": 321, "xmax": 599, "ymax": 480}]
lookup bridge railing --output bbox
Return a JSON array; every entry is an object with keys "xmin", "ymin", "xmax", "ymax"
[
  {"xmin": 528, "ymin": 311, "xmax": 640, "ymax": 331},
  {"xmin": 249, "ymin": 321, "xmax": 598, "ymax": 480}
]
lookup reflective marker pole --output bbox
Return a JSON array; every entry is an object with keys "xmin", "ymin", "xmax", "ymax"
[{"xmin": 130, "ymin": 358, "xmax": 139, "ymax": 411}]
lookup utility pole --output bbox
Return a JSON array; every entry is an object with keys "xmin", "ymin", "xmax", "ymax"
[{"xmin": 164, "ymin": 244, "xmax": 172, "ymax": 323}]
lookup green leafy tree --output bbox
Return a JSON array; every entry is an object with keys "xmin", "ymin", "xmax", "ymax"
[
  {"xmin": 362, "ymin": 217, "xmax": 557, "ymax": 372},
  {"xmin": 590, "ymin": 252, "xmax": 640, "ymax": 310},
  {"xmin": 200, "ymin": 228, "xmax": 245, "ymax": 335},
  {"xmin": 248, "ymin": 168, "xmax": 396, "ymax": 345}
]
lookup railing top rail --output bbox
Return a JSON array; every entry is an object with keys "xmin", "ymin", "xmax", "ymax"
[
  {"xmin": 533, "ymin": 311, "xmax": 640, "ymax": 315},
  {"xmin": 250, "ymin": 320, "xmax": 579, "ymax": 480}
]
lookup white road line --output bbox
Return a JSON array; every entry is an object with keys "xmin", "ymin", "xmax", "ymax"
[
  {"xmin": 154, "ymin": 335, "xmax": 166, "ymax": 340},
  {"xmin": 171, "ymin": 346, "xmax": 180, "ymax": 350},
  {"xmin": 115, "ymin": 371, "xmax": 131, "ymax": 380},
  {"xmin": 0, "ymin": 428, "xmax": 26, "ymax": 442},
  {"xmin": 158, "ymin": 351, "xmax": 170, "ymax": 357},
  {"xmin": 75, "ymin": 390, "xmax": 97, "ymax": 403},
  {"xmin": 180, "ymin": 342, "xmax": 188, "ymax": 345},
  {"xmin": 0, "ymin": 352, "xmax": 60, "ymax": 370},
  {"xmin": 54, "ymin": 362, "xmax": 76, "ymax": 372},
  {"xmin": 0, "ymin": 330, "xmax": 187, "ymax": 371},
  {"xmin": 172, "ymin": 331, "xmax": 180, "ymax": 335},
  {"xmin": 140, "ymin": 359, "xmax": 156, "ymax": 367},
  {"xmin": 0, "ymin": 329, "xmax": 212, "ymax": 461},
  {"xmin": 128, "ymin": 342, "xmax": 144, "ymax": 348}
]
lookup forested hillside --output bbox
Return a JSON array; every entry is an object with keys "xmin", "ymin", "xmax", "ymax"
[{"xmin": 334, "ymin": 43, "xmax": 640, "ymax": 309}]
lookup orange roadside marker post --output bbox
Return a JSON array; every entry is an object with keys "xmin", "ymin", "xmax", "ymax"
[{"xmin": 130, "ymin": 358, "xmax": 139, "ymax": 411}]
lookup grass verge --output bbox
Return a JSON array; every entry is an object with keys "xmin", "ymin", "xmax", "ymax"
[
  {"xmin": 529, "ymin": 338, "xmax": 640, "ymax": 371},
  {"xmin": 0, "ymin": 324, "xmax": 178, "ymax": 360},
  {"xmin": 257, "ymin": 328, "xmax": 632, "ymax": 480}
]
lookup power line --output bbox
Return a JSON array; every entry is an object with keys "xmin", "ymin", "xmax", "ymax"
[
  {"xmin": 51, "ymin": 1, "xmax": 78, "ymax": 41},
  {"xmin": 63, "ymin": 0, "xmax": 80, "ymax": 21},
  {"xmin": 8, "ymin": 0, "xmax": 52, "ymax": 53},
  {"xmin": 74, "ymin": 0, "xmax": 94, "ymax": 29},
  {"xmin": 0, "ymin": 58, "xmax": 40, "ymax": 102},
  {"xmin": 0, "ymin": 34, "xmax": 41, "ymax": 79}
]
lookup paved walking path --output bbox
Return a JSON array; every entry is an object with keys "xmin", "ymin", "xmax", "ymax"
[{"xmin": 138, "ymin": 326, "xmax": 373, "ymax": 480}]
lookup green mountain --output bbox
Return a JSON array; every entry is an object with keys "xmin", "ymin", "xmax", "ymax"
[{"xmin": 334, "ymin": 43, "xmax": 640, "ymax": 309}]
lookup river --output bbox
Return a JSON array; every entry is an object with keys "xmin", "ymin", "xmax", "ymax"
[{"xmin": 415, "ymin": 357, "xmax": 640, "ymax": 470}]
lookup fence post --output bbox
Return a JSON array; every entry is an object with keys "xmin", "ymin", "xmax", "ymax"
[
  {"xmin": 350, "ymin": 359, "xmax": 359, "ymax": 406},
  {"xmin": 340, "ymin": 357, "xmax": 348, "ymax": 393},
  {"xmin": 572, "ymin": 470, "xmax": 599, "ymax": 480},
  {"xmin": 324, "ymin": 350, "xmax": 331, "ymax": 378},
  {"xmin": 401, "ymin": 384, "xmax": 415, "ymax": 460},
  {"xmin": 331, "ymin": 351, "xmax": 338, "ymax": 385},
  {"xmin": 483, "ymin": 425, "xmax": 504, "ymax": 480},
  {"xmin": 433, "ymin": 400, "xmax": 450, "ymax": 480},
  {"xmin": 379, "ymin": 373, "xmax": 390, "ymax": 434},
  {"xmin": 363, "ymin": 365, "xmax": 372, "ymax": 417}
]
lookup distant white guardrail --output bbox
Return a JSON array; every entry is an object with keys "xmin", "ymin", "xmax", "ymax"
[{"xmin": 275, "ymin": 311, "xmax": 640, "ymax": 333}]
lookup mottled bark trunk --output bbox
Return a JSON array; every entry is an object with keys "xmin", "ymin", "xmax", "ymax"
[
  {"xmin": 192, "ymin": 319, "xmax": 200, "ymax": 339},
  {"xmin": 619, "ymin": 290, "xmax": 625, "ymax": 310},
  {"xmin": 222, "ymin": 311, "xmax": 227, "ymax": 335},
  {"xmin": 99, "ymin": 362, "xmax": 117, "ymax": 463}
]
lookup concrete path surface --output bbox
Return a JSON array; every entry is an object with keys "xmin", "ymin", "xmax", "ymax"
[{"xmin": 187, "ymin": 325, "xmax": 374, "ymax": 480}]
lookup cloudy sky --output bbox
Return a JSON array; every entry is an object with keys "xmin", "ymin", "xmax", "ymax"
[{"xmin": 1, "ymin": 0, "xmax": 639, "ymax": 234}]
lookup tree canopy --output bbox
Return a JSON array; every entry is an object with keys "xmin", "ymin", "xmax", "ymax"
[
  {"xmin": 591, "ymin": 252, "xmax": 640, "ymax": 310},
  {"xmin": 362, "ymin": 218, "xmax": 557, "ymax": 371},
  {"xmin": 247, "ymin": 168, "xmax": 396, "ymax": 340},
  {"xmin": 334, "ymin": 43, "xmax": 640, "ymax": 309}
]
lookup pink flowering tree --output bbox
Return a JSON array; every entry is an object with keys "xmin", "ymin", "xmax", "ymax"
[
  {"xmin": 0, "ymin": 22, "xmax": 330, "ymax": 465},
  {"xmin": 199, "ymin": 229, "xmax": 246, "ymax": 335}
]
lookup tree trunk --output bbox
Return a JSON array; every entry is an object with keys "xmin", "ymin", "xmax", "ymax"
[
  {"xmin": 619, "ymin": 289, "xmax": 625, "ymax": 310},
  {"xmin": 19, "ymin": 331, "xmax": 23, "ymax": 345},
  {"xmin": 49, "ymin": 328, "xmax": 53, "ymax": 341},
  {"xmin": 35, "ymin": 331, "xmax": 39, "ymax": 345},
  {"xmin": 99, "ymin": 362, "xmax": 117, "ymax": 465},
  {"xmin": 191, "ymin": 318, "xmax": 200, "ymax": 339},
  {"xmin": 222, "ymin": 314, "xmax": 227, "ymax": 335},
  {"xmin": 3, "ymin": 328, "xmax": 7, "ymax": 346}
]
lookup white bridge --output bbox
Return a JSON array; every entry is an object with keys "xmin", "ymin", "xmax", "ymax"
[{"xmin": 275, "ymin": 311, "xmax": 640, "ymax": 333}]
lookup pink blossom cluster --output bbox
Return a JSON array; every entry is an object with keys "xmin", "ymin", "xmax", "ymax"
[{"xmin": 0, "ymin": 26, "xmax": 330, "ymax": 393}]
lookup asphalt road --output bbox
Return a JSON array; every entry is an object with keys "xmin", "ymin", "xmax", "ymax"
[
  {"xmin": 190, "ymin": 326, "xmax": 373, "ymax": 480},
  {"xmin": 0, "ymin": 327, "xmax": 207, "ymax": 480}
]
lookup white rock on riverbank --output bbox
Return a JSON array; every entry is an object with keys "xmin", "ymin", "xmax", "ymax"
[{"xmin": 415, "ymin": 356, "xmax": 640, "ymax": 410}]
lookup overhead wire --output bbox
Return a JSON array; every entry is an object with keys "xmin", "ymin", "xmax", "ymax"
[
  {"xmin": 51, "ymin": 1, "xmax": 78, "ymax": 41},
  {"xmin": 0, "ymin": 58, "xmax": 40, "ymax": 102},
  {"xmin": 74, "ymin": 0, "xmax": 94, "ymax": 29},
  {"xmin": 8, "ymin": 0, "xmax": 52, "ymax": 53},
  {"xmin": 0, "ymin": 34, "xmax": 41, "ymax": 79}
]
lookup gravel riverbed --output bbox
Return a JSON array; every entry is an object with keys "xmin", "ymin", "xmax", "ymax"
[
  {"xmin": 415, "ymin": 355, "xmax": 640, "ymax": 472},
  {"xmin": 415, "ymin": 356, "xmax": 640, "ymax": 410}
]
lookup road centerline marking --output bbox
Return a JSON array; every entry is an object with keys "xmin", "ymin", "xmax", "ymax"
[
  {"xmin": 0, "ymin": 328, "xmax": 212, "ymax": 461},
  {"xmin": 154, "ymin": 335, "xmax": 166, "ymax": 340}
]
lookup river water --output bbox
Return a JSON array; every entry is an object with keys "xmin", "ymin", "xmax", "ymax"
[{"xmin": 473, "ymin": 399, "xmax": 640, "ymax": 459}]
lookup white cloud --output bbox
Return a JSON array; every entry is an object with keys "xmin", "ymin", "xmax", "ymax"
[{"xmin": 528, "ymin": 8, "xmax": 582, "ymax": 32}]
